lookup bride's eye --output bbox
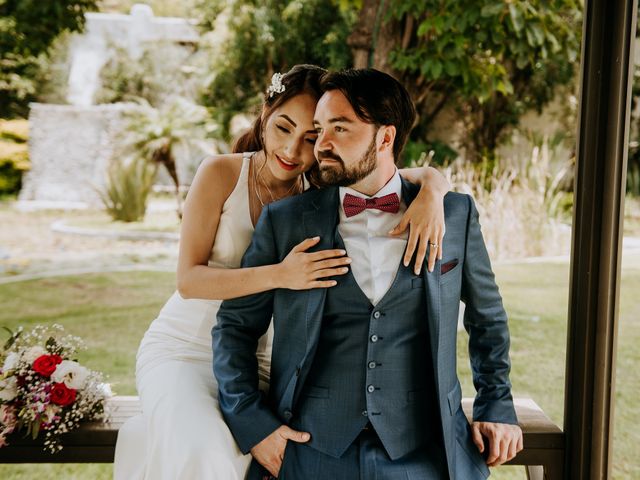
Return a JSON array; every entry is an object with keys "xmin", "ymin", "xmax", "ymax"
[
  {"xmin": 306, "ymin": 137, "xmax": 317, "ymax": 145},
  {"xmin": 276, "ymin": 125, "xmax": 290, "ymax": 134}
]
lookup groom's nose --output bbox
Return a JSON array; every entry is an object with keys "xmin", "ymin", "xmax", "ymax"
[{"xmin": 315, "ymin": 130, "xmax": 333, "ymax": 156}]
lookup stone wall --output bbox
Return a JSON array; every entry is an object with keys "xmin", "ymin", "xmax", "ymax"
[
  {"xmin": 19, "ymin": 103, "xmax": 132, "ymax": 206},
  {"xmin": 20, "ymin": 103, "xmax": 216, "ymax": 207},
  {"xmin": 67, "ymin": 4, "xmax": 199, "ymax": 107}
]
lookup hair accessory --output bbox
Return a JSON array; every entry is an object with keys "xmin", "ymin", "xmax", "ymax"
[{"xmin": 267, "ymin": 72, "xmax": 286, "ymax": 98}]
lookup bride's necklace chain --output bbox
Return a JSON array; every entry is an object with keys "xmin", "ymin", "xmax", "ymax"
[{"xmin": 251, "ymin": 153, "xmax": 302, "ymax": 208}]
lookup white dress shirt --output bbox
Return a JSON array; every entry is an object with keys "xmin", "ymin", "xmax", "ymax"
[{"xmin": 338, "ymin": 170, "xmax": 408, "ymax": 305}]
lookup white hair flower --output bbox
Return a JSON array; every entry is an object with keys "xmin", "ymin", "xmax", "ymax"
[
  {"xmin": 267, "ymin": 72, "xmax": 286, "ymax": 98},
  {"xmin": 51, "ymin": 360, "xmax": 90, "ymax": 390}
]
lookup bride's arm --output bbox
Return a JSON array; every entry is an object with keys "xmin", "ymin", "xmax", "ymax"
[
  {"xmin": 396, "ymin": 165, "xmax": 451, "ymax": 275},
  {"xmin": 177, "ymin": 156, "xmax": 349, "ymax": 300}
]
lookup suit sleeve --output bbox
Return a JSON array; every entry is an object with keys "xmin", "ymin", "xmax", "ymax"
[
  {"xmin": 460, "ymin": 194, "xmax": 518, "ymax": 425},
  {"xmin": 212, "ymin": 204, "xmax": 282, "ymax": 453}
]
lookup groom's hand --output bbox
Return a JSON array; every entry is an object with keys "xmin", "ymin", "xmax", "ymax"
[
  {"xmin": 471, "ymin": 421, "xmax": 523, "ymax": 467},
  {"xmin": 250, "ymin": 425, "xmax": 310, "ymax": 477}
]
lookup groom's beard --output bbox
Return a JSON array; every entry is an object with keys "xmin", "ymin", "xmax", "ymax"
[{"xmin": 317, "ymin": 136, "xmax": 377, "ymax": 187}]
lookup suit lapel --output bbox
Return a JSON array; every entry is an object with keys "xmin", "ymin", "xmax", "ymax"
[
  {"xmin": 301, "ymin": 187, "xmax": 340, "ymax": 353},
  {"xmin": 401, "ymin": 178, "xmax": 441, "ymax": 383}
]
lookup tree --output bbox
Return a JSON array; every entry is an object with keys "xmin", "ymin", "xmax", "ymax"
[
  {"xmin": 196, "ymin": 0, "xmax": 356, "ymax": 139},
  {"xmin": 117, "ymin": 97, "xmax": 210, "ymax": 219},
  {"xmin": 348, "ymin": 0, "xmax": 582, "ymax": 162},
  {"xmin": 0, "ymin": 0, "xmax": 98, "ymax": 117}
]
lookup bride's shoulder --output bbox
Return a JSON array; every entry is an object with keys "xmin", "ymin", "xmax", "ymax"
[
  {"xmin": 192, "ymin": 153, "xmax": 245, "ymax": 191},
  {"xmin": 197, "ymin": 153, "xmax": 245, "ymax": 177}
]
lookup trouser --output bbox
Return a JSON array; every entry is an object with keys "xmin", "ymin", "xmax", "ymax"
[{"xmin": 251, "ymin": 427, "xmax": 449, "ymax": 480}]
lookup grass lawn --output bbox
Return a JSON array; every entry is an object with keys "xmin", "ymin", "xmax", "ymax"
[{"xmin": 0, "ymin": 257, "xmax": 638, "ymax": 479}]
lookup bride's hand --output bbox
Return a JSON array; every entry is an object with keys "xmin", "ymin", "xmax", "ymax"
[
  {"xmin": 389, "ymin": 186, "xmax": 445, "ymax": 275},
  {"xmin": 276, "ymin": 237, "xmax": 351, "ymax": 290}
]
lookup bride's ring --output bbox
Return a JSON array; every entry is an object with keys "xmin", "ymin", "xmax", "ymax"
[{"xmin": 429, "ymin": 242, "xmax": 438, "ymax": 249}]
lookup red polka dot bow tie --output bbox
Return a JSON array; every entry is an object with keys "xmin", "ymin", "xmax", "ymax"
[{"xmin": 342, "ymin": 192, "xmax": 400, "ymax": 218}]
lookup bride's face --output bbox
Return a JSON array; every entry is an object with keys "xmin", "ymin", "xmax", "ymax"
[{"xmin": 262, "ymin": 93, "xmax": 319, "ymax": 182}]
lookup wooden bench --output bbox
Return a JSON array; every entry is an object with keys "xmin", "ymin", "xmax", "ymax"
[{"xmin": 0, "ymin": 396, "xmax": 563, "ymax": 479}]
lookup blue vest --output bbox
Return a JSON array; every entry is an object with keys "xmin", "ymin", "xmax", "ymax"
[{"xmin": 293, "ymin": 232, "xmax": 440, "ymax": 460}]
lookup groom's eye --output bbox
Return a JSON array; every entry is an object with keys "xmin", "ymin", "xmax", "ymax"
[{"xmin": 335, "ymin": 126, "xmax": 346, "ymax": 132}]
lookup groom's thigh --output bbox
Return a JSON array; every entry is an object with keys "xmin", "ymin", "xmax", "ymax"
[
  {"xmin": 279, "ymin": 441, "xmax": 359, "ymax": 480},
  {"xmin": 360, "ymin": 436, "xmax": 449, "ymax": 480}
]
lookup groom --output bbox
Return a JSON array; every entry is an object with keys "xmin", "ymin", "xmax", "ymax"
[{"xmin": 213, "ymin": 68, "xmax": 522, "ymax": 479}]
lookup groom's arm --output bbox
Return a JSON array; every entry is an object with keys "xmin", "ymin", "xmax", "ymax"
[
  {"xmin": 213, "ymin": 205, "xmax": 282, "ymax": 454},
  {"xmin": 460, "ymin": 194, "xmax": 517, "ymax": 424},
  {"xmin": 460, "ymin": 194, "xmax": 522, "ymax": 465}
]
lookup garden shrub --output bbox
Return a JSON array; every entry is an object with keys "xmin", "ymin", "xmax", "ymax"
[
  {"xmin": 99, "ymin": 156, "xmax": 157, "ymax": 222},
  {"xmin": 0, "ymin": 120, "xmax": 30, "ymax": 196}
]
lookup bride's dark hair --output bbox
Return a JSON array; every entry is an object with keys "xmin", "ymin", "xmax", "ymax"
[{"xmin": 232, "ymin": 64, "xmax": 326, "ymax": 154}]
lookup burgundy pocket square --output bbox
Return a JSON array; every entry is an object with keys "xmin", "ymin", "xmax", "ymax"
[{"xmin": 441, "ymin": 259, "xmax": 459, "ymax": 275}]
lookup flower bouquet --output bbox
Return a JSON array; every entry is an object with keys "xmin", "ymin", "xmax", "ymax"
[{"xmin": 0, "ymin": 324, "xmax": 112, "ymax": 452}]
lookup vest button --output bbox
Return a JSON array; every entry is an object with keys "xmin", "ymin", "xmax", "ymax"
[
  {"xmin": 283, "ymin": 410, "xmax": 292, "ymax": 420},
  {"xmin": 373, "ymin": 311, "xmax": 381, "ymax": 319},
  {"xmin": 367, "ymin": 384, "xmax": 375, "ymax": 393},
  {"xmin": 370, "ymin": 335, "xmax": 378, "ymax": 343},
  {"xmin": 368, "ymin": 361, "xmax": 376, "ymax": 369},
  {"xmin": 362, "ymin": 410, "xmax": 368, "ymax": 417}
]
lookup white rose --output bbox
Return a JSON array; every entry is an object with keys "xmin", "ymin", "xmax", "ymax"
[
  {"xmin": 51, "ymin": 360, "xmax": 90, "ymax": 390},
  {"xmin": 0, "ymin": 376, "xmax": 18, "ymax": 401},
  {"xmin": 2, "ymin": 352, "xmax": 19, "ymax": 372},
  {"xmin": 22, "ymin": 346, "xmax": 46, "ymax": 365}
]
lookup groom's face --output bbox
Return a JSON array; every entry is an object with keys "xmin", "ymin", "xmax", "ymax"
[{"xmin": 313, "ymin": 90, "xmax": 379, "ymax": 187}]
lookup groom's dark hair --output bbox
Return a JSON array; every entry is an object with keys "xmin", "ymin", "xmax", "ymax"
[{"xmin": 319, "ymin": 68, "xmax": 417, "ymax": 163}]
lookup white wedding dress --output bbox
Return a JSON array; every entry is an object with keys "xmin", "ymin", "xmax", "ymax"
[{"xmin": 114, "ymin": 153, "xmax": 273, "ymax": 480}]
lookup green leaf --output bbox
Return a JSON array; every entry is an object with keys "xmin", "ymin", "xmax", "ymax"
[
  {"xmin": 481, "ymin": 3, "xmax": 504, "ymax": 17},
  {"xmin": 31, "ymin": 421, "xmax": 40, "ymax": 440},
  {"xmin": 497, "ymin": 79, "xmax": 514, "ymax": 96},
  {"xmin": 417, "ymin": 20, "xmax": 431, "ymax": 37},
  {"xmin": 547, "ymin": 32, "xmax": 561, "ymax": 53},
  {"xmin": 2, "ymin": 326, "xmax": 19, "ymax": 350},
  {"xmin": 508, "ymin": 4, "xmax": 524, "ymax": 33},
  {"xmin": 525, "ymin": 27, "xmax": 536, "ymax": 46},
  {"xmin": 516, "ymin": 54, "xmax": 529, "ymax": 69},
  {"xmin": 431, "ymin": 61, "xmax": 443, "ymax": 79},
  {"xmin": 444, "ymin": 61, "xmax": 460, "ymax": 76},
  {"xmin": 531, "ymin": 24, "xmax": 545, "ymax": 45}
]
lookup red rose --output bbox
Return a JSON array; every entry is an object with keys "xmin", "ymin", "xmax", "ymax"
[
  {"xmin": 50, "ymin": 382, "xmax": 76, "ymax": 407},
  {"xmin": 32, "ymin": 355, "xmax": 63, "ymax": 377}
]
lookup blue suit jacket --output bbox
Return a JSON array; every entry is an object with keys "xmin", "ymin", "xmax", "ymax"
[{"xmin": 213, "ymin": 179, "xmax": 517, "ymax": 479}]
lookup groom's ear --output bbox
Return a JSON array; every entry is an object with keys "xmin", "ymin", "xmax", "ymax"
[{"xmin": 378, "ymin": 125, "xmax": 396, "ymax": 153}]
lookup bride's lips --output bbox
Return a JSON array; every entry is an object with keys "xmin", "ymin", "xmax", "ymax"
[{"xmin": 275, "ymin": 154, "xmax": 298, "ymax": 172}]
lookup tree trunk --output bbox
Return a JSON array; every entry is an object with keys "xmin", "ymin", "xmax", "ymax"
[
  {"xmin": 348, "ymin": 2, "xmax": 448, "ymax": 151},
  {"xmin": 152, "ymin": 141, "xmax": 182, "ymax": 219},
  {"xmin": 347, "ymin": 0, "xmax": 380, "ymax": 68}
]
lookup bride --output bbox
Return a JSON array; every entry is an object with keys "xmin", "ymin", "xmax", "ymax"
[{"xmin": 114, "ymin": 64, "xmax": 450, "ymax": 479}]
